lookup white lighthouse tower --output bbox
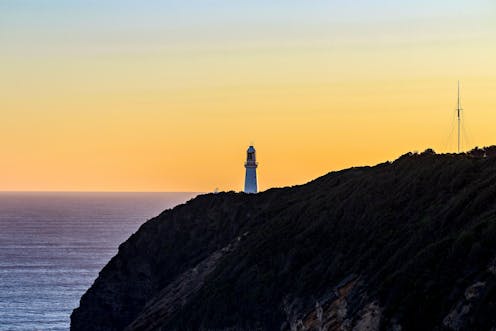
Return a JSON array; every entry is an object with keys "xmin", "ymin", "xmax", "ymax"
[{"xmin": 244, "ymin": 145, "xmax": 258, "ymax": 193}]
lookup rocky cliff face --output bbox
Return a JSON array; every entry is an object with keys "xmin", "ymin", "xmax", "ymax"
[{"xmin": 71, "ymin": 151, "xmax": 496, "ymax": 331}]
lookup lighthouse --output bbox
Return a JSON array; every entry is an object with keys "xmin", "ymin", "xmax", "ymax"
[{"xmin": 244, "ymin": 145, "xmax": 258, "ymax": 193}]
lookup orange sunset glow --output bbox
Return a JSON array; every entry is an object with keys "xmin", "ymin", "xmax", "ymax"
[{"xmin": 1, "ymin": 1, "xmax": 495, "ymax": 192}]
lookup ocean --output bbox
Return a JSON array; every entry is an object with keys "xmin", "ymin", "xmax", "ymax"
[{"xmin": 0, "ymin": 192, "xmax": 199, "ymax": 331}]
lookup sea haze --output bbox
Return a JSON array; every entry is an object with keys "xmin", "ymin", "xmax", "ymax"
[{"xmin": 0, "ymin": 192, "xmax": 199, "ymax": 331}]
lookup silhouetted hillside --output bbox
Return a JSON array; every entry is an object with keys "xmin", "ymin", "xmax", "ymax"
[{"xmin": 71, "ymin": 148, "xmax": 496, "ymax": 331}]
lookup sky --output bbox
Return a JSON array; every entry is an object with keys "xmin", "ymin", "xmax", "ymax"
[{"xmin": 1, "ymin": 0, "xmax": 495, "ymax": 192}]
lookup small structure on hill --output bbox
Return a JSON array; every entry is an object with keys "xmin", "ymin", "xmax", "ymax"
[{"xmin": 244, "ymin": 145, "xmax": 258, "ymax": 193}]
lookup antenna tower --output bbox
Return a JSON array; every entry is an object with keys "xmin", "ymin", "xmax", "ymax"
[{"xmin": 457, "ymin": 81, "xmax": 463, "ymax": 153}]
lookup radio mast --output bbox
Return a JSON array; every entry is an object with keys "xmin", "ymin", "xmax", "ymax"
[{"xmin": 457, "ymin": 81, "xmax": 463, "ymax": 153}]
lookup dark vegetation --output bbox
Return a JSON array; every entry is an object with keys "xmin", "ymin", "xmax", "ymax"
[{"xmin": 72, "ymin": 147, "xmax": 496, "ymax": 331}]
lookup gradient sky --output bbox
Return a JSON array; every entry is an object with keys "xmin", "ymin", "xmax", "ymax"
[{"xmin": 1, "ymin": 1, "xmax": 495, "ymax": 192}]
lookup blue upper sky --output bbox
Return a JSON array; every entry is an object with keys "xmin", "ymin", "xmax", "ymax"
[{"xmin": 2, "ymin": 0, "xmax": 494, "ymax": 57}]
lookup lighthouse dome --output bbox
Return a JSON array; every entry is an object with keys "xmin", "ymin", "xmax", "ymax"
[{"xmin": 247, "ymin": 146, "xmax": 256, "ymax": 152}]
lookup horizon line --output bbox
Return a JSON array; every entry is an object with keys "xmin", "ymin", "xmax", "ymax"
[{"xmin": 0, "ymin": 190, "xmax": 206, "ymax": 194}]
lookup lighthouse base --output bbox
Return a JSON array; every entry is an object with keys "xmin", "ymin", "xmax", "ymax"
[{"xmin": 244, "ymin": 167, "xmax": 258, "ymax": 193}]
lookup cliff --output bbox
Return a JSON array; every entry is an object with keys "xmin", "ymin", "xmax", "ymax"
[{"xmin": 71, "ymin": 150, "xmax": 496, "ymax": 331}]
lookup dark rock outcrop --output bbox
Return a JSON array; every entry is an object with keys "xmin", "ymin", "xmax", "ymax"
[{"xmin": 72, "ymin": 150, "xmax": 496, "ymax": 331}]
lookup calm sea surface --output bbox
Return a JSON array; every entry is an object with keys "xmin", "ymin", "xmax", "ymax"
[{"xmin": 0, "ymin": 192, "xmax": 199, "ymax": 331}]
